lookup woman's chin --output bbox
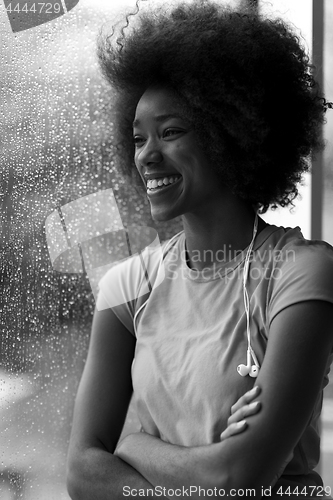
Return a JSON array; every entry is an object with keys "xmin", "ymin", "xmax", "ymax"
[{"xmin": 150, "ymin": 206, "xmax": 179, "ymax": 222}]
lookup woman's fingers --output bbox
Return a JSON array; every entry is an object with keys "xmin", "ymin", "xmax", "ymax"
[
  {"xmin": 230, "ymin": 385, "xmax": 261, "ymax": 415},
  {"xmin": 220, "ymin": 420, "xmax": 248, "ymax": 440},
  {"xmin": 220, "ymin": 386, "xmax": 262, "ymax": 441},
  {"xmin": 227, "ymin": 400, "xmax": 261, "ymax": 426}
]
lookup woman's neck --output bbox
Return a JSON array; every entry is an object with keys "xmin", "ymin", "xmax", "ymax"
[{"xmin": 181, "ymin": 201, "xmax": 267, "ymax": 271}]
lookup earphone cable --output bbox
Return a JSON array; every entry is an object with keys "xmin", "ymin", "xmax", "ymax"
[{"xmin": 243, "ymin": 213, "xmax": 259, "ymax": 361}]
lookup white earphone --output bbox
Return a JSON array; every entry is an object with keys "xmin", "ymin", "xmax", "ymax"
[
  {"xmin": 237, "ymin": 213, "xmax": 260, "ymax": 378},
  {"xmin": 133, "ymin": 216, "xmax": 261, "ymax": 378},
  {"xmin": 237, "ymin": 347, "xmax": 260, "ymax": 378}
]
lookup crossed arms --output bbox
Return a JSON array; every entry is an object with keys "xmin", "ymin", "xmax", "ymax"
[{"xmin": 66, "ymin": 300, "xmax": 333, "ymax": 499}]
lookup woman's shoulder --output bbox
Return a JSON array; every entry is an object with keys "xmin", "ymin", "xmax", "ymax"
[
  {"xmin": 257, "ymin": 223, "xmax": 333, "ymax": 268},
  {"xmin": 262, "ymin": 224, "xmax": 333, "ymax": 326},
  {"xmin": 97, "ymin": 230, "xmax": 184, "ymax": 308}
]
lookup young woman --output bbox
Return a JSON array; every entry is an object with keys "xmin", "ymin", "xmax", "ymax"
[{"xmin": 66, "ymin": 2, "xmax": 333, "ymax": 498}]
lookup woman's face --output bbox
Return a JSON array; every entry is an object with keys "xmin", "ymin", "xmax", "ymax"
[{"xmin": 133, "ymin": 86, "xmax": 225, "ymax": 221}]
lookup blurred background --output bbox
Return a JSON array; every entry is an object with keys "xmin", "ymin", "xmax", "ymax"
[{"xmin": 0, "ymin": 0, "xmax": 332, "ymax": 498}]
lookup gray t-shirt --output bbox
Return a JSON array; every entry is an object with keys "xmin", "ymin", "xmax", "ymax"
[{"xmin": 97, "ymin": 224, "xmax": 333, "ymax": 492}]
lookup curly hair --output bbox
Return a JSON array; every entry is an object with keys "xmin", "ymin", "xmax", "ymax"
[{"xmin": 97, "ymin": 0, "xmax": 326, "ymax": 212}]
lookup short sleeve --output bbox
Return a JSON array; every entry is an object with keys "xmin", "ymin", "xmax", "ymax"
[
  {"xmin": 96, "ymin": 237, "xmax": 169, "ymax": 336},
  {"xmin": 96, "ymin": 257, "xmax": 139, "ymax": 336},
  {"xmin": 267, "ymin": 239, "xmax": 333, "ymax": 327}
]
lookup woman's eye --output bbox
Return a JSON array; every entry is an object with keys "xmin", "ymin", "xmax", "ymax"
[
  {"xmin": 133, "ymin": 129, "xmax": 184, "ymax": 146},
  {"xmin": 163, "ymin": 128, "xmax": 182, "ymax": 138},
  {"xmin": 133, "ymin": 136, "xmax": 145, "ymax": 147}
]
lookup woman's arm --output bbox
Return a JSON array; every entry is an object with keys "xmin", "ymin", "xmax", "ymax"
[
  {"xmin": 116, "ymin": 300, "xmax": 333, "ymax": 497},
  {"xmin": 66, "ymin": 306, "xmax": 260, "ymax": 500},
  {"xmin": 66, "ymin": 306, "xmax": 161, "ymax": 500}
]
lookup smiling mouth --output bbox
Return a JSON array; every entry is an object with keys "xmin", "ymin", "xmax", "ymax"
[{"xmin": 146, "ymin": 175, "xmax": 182, "ymax": 194}]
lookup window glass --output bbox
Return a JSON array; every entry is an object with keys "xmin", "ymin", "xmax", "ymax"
[
  {"xmin": 0, "ymin": 1, "xmax": 180, "ymax": 497},
  {"xmin": 1, "ymin": 0, "xmax": 331, "ymax": 497}
]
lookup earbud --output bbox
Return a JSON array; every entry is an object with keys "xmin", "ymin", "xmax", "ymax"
[
  {"xmin": 237, "ymin": 363, "xmax": 250, "ymax": 376},
  {"xmin": 237, "ymin": 349, "xmax": 252, "ymax": 377},
  {"xmin": 237, "ymin": 349, "xmax": 259, "ymax": 378},
  {"xmin": 249, "ymin": 365, "xmax": 259, "ymax": 378}
]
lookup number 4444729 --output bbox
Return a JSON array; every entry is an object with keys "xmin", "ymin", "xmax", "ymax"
[
  {"xmin": 276, "ymin": 485, "xmax": 332, "ymax": 496},
  {"xmin": 6, "ymin": 3, "xmax": 62, "ymax": 14}
]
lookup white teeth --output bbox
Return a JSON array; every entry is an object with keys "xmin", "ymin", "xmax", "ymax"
[{"xmin": 147, "ymin": 175, "xmax": 181, "ymax": 190}]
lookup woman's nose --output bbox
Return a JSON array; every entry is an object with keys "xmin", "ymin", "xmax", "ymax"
[{"xmin": 137, "ymin": 140, "xmax": 163, "ymax": 167}]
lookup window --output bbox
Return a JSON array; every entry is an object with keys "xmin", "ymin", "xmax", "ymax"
[{"xmin": 0, "ymin": 1, "xmax": 332, "ymax": 497}]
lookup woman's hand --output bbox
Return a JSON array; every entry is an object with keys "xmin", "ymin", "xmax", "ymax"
[
  {"xmin": 114, "ymin": 385, "xmax": 263, "ymax": 497},
  {"xmin": 219, "ymin": 385, "xmax": 261, "ymax": 440},
  {"xmin": 116, "ymin": 385, "xmax": 261, "ymax": 463},
  {"xmin": 113, "ymin": 302, "xmax": 333, "ymax": 498}
]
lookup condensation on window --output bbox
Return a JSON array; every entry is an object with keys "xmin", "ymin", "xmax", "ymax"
[
  {"xmin": 2, "ymin": 0, "xmax": 331, "ymax": 498},
  {"xmin": 0, "ymin": 1, "xmax": 182, "ymax": 498}
]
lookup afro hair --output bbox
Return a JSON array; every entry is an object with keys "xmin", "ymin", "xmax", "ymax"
[{"xmin": 98, "ymin": 0, "xmax": 326, "ymax": 212}]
